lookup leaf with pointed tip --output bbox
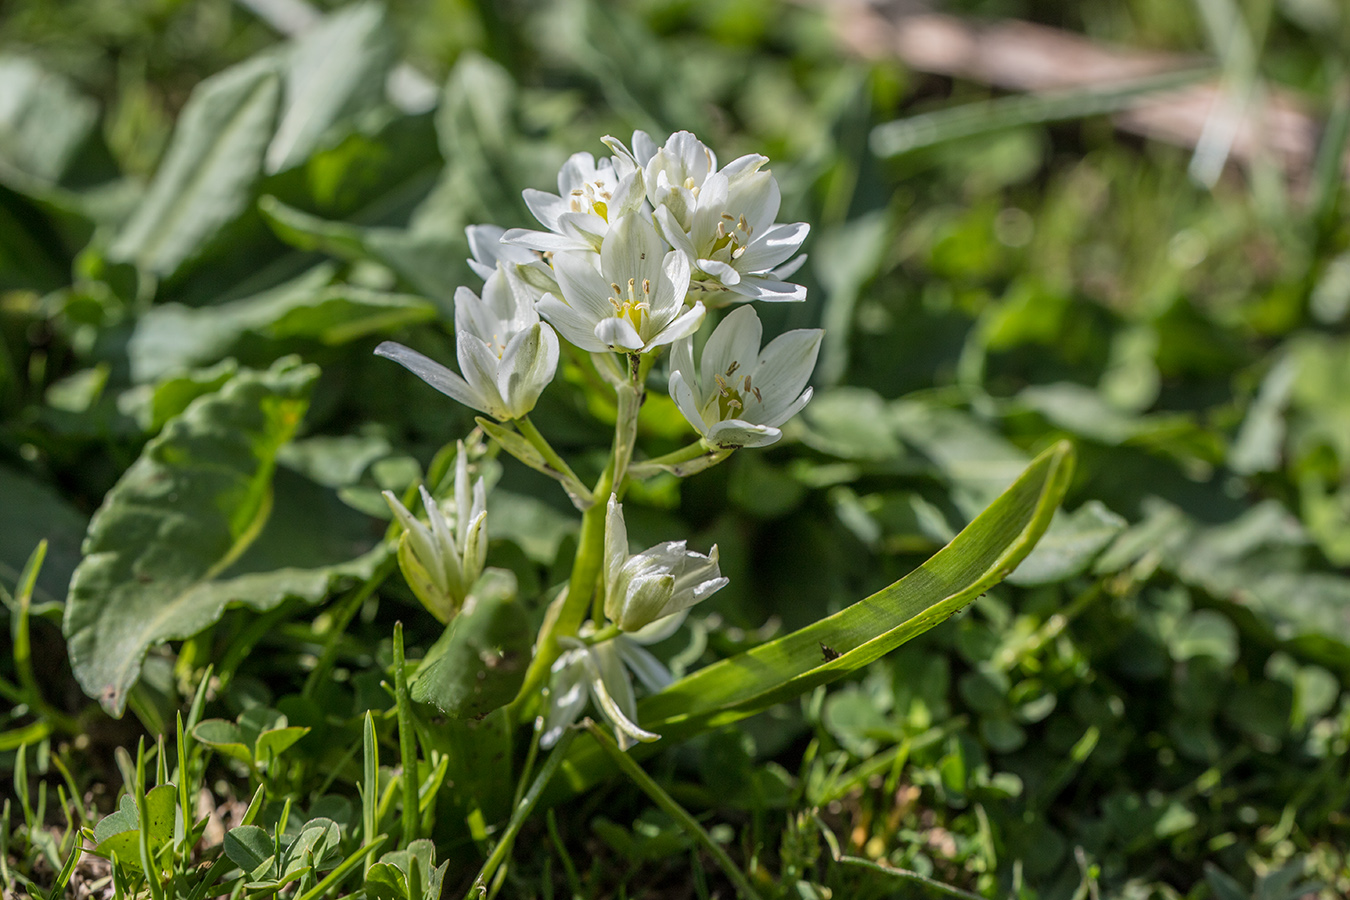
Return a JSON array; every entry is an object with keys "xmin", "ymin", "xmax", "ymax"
[
  {"xmin": 108, "ymin": 58, "xmax": 281, "ymax": 279},
  {"xmin": 265, "ymin": 1, "xmax": 395, "ymax": 174},
  {"xmin": 554, "ymin": 441, "xmax": 1074, "ymax": 795}
]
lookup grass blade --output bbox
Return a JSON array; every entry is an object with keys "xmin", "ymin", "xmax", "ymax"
[{"xmin": 871, "ymin": 70, "xmax": 1210, "ymax": 158}]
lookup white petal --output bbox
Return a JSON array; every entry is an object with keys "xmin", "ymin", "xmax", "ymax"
[
  {"xmin": 595, "ymin": 316, "xmax": 645, "ymax": 352},
  {"xmin": 752, "ymin": 329, "xmax": 822, "ymax": 415},
  {"xmin": 501, "ymin": 227, "xmax": 592, "ymax": 253},
  {"xmin": 523, "ymin": 189, "xmax": 568, "ymax": 232},
  {"xmin": 733, "ymin": 275, "xmax": 806, "ymax": 303},
  {"xmin": 643, "ymin": 301, "xmax": 704, "ymax": 351},
  {"xmin": 453, "ymin": 286, "xmax": 498, "ymax": 346},
  {"xmin": 762, "ymin": 386, "xmax": 813, "ymax": 430},
  {"xmin": 735, "ymin": 222, "xmax": 809, "ymax": 274},
  {"xmin": 726, "ymin": 168, "xmax": 779, "ymax": 235},
  {"xmin": 604, "ymin": 495, "xmax": 629, "ymax": 604},
  {"xmin": 615, "ymin": 638, "xmax": 674, "ymax": 693},
  {"xmin": 553, "ymin": 249, "xmax": 616, "ymax": 318},
  {"xmin": 497, "ymin": 322, "xmax": 558, "ymax": 418},
  {"xmin": 653, "ymin": 205, "xmax": 698, "ymax": 261},
  {"xmin": 699, "ymin": 305, "xmax": 762, "ymax": 400},
  {"xmin": 587, "ymin": 642, "xmax": 659, "ymax": 749},
  {"xmin": 456, "ymin": 332, "xmax": 508, "ymax": 419},
  {"xmin": 612, "ymin": 572, "xmax": 676, "ymax": 632},
  {"xmin": 770, "ymin": 253, "xmax": 807, "ymax": 280},
  {"xmin": 697, "ymin": 259, "xmax": 740, "ymax": 286},
  {"xmin": 690, "ymin": 173, "xmax": 729, "ymax": 247},
  {"xmin": 719, "ymin": 153, "xmax": 768, "ymax": 180},
  {"xmin": 557, "ymin": 151, "xmax": 598, "ymax": 195},
  {"xmin": 601, "ymin": 213, "xmax": 664, "ymax": 288},
  {"xmin": 538, "ymin": 294, "xmax": 609, "ymax": 353},
  {"xmin": 668, "ymin": 370, "xmax": 707, "ymax": 436},
  {"xmin": 707, "ymin": 420, "xmax": 782, "ymax": 449},
  {"xmin": 374, "ymin": 341, "xmax": 488, "ymax": 414},
  {"xmin": 540, "ymin": 649, "xmax": 590, "ymax": 749}
]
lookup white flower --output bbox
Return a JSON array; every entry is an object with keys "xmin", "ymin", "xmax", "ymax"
[
  {"xmin": 668, "ymin": 305, "xmax": 822, "ymax": 449},
  {"xmin": 612, "ymin": 130, "xmax": 809, "ymax": 304},
  {"xmin": 501, "ymin": 150, "xmax": 646, "ymax": 253},
  {"xmin": 374, "ymin": 265, "xmax": 559, "ymax": 420},
  {"xmin": 602, "ymin": 495, "xmax": 726, "ymax": 632},
  {"xmin": 466, "ymin": 224, "xmax": 556, "ymax": 300},
  {"xmin": 539, "ymin": 213, "xmax": 705, "ymax": 354},
  {"xmin": 382, "ymin": 446, "xmax": 487, "ymax": 622},
  {"xmin": 540, "ymin": 614, "xmax": 685, "ymax": 750}
]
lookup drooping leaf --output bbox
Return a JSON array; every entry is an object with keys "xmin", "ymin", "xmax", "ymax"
[
  {"xmin": 412, "ymin": 569, "xmax": 531, "ymax": 718},
  {"xmin": 554, "ymin": 440, "xmax": 1074, "ymax": 794},
  {"xmin": 108, "ymin": 58, "xmax": 281, "ymax": 279},
  {"xmin": 63, "ymin": 359, "xmax": 330, "ymax": 715}
]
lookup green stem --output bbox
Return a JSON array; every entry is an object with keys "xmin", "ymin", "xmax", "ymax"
[
  {"xmin": 583, "ymin": 720, "xmax": 763, "ymax": 900},
  {"xmin": 510, "ymin": 462, "xmax": 614, "ymax": 714},
  {"xmin": 581, "ymin": 623, "xmax": 621, "ymax": 646},
  {"xmin": 515, "ymin": 415, "xmax": 590, "ymax": 500},
  {"xmin": 470, "ymin": 729, "xmax": 576, "ymax": 896},
  {"xmin": 391, "ymin": 623, "xmax": 418, "ymax": 849},
  {"xmin": 302, "ymin": 553, "xmax": 396, "ymax": 698},
  {"xmin": 612, "ymin": 354, "xmax": 644, "ymax": 493}
]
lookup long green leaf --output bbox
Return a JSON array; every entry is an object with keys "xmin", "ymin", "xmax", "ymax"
[
  {"xmin": 555, "ymin": 440, "xmax": 1074, "ymax": 791},
  {"xmin": 108, "ymin": 58, "xmax": 281, "ymax": 279},
  {"xmin": 265, "ymin": 1, "xmax": 395, "ymax": 174},
  {"xmin": 870, "ymin": 70, "xmax": 1211, "ymax": 159},
  {"xmin": 63, "ymin": 360, "xmax": 320, "ymax": 716}
]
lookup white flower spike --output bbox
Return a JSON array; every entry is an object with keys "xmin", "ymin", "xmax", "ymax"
[
  {"xmin": 375, "ymin": 265, "xmax": 559, "ymax": 421},
  {"xmin": 382, "ymin": 445, "xmax": 487, "ymax": 622},
  {"xmin": 602, "ymin": 495, "xmax": 727, "ymax": 632},
  {"xmin": 539, "ymin": 213, "xmax": 705, "ymax": 354},
  {"xmin": 668, "ymin": 305, "xmax": 822, "ymax": 449}
]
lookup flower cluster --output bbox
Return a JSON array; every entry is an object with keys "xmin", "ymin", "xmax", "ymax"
[{"xmin": 376, "ymin": 130, "xmax": 824, "ymax": 750}]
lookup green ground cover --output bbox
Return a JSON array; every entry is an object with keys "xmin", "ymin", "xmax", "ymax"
[{"xmin": 2, "ymin": 1, "xmax": 1349, "ymax": 897}]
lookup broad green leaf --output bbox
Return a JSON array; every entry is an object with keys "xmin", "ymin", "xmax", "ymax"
[
  {"xmin": 265, "ymin": 1, "xmax": 395, "ymax": 174},
  {"xmin": 0, "ymin": 55, "xmax": 98, "ymax": 184},
  {"xmin": 258, "ymin": 194, "xmax": 466, "ymax": 301},
  {"xmin": 0, "ymin": 465, "xmax": 88, "ymax": 606},
  {"xmin": 130, "ymin": 275, "xmax": 435, "ymax": 382},
  {"xmin": 89, "ymin": 785, "xmax": 176, "ymax": 871},
  {"xmin": 412, "ymin": 569, "xmax": 531, "ymax": 718},
  {"xmin": 91, "ymin": 794, "xmax": 139, "ymax": 846},
  {"xmin": 280, "ymin": 818, "xmax": 341, "ymax": 876},
  {"xmin": 127, "ymin": 265, "xmax": 335, "ymax": 382},
  {"xmin": 224, "ymin": 825, "xmax": 276, "ymax": 878},
  {"xmin": 63, "ymin": 360, "xmax": 318, "ymax": 716},
  {"xmin": 254, "ymin": 726, "xmax": 311, "ymax": 766},
  {"xmin": 193, "ymin": 719, "xmax": 254, "ymax": 765},
  {"xmin": 554, "ymin": 440, "xmax": 1074, "ymax": 794},
  {"xmin": 108, "ymin": 58, "xmax": 281, "ymax": 279}
]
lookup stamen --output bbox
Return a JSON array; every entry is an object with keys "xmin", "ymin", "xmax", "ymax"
[
  {"xmin": 725, "ymin": 360, "xmax": 740, "ymax": 377},
  {"xmin": 752, "ymin": 386, "xmax": 763, "ymax": 403}
]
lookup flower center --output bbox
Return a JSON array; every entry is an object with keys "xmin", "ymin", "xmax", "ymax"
[
  {"xmin": 608, "ymin": 278, "xmax": 652, "ymax": 332},
  {"xmin": 709, "ymin": 359, "xmax": 763, "ymax": 421},
  {"xmin": 709, "ymin": 213, "xmax": 752, "ymax": 261},
  {"xmin": 570, "ymin": 179, "xmax": 614, "ymax": 219}
]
